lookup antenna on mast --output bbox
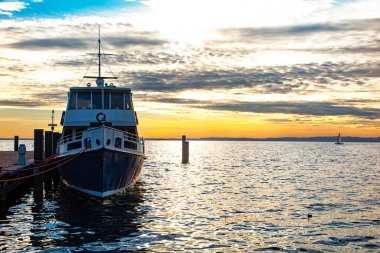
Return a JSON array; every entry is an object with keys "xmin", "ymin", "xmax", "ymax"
[
  {"xmin": 83, "ymin": 25, "xmax": 117, "ymax": 87},
  {"xmin": 98, "ymin": 25, "xmax": 101, "ymax": 79}
]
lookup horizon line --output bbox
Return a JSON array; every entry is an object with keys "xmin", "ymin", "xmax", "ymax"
[{"xmin": 1, "ymin": 136, "xmax": 379, "ymax": 141}]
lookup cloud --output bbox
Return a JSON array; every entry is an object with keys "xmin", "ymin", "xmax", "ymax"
[
  {"xmin": 106, "ymin": 36, "xmax": 166, "ymax": 47},
  {"xmin": 110, "ymin": 51, "xmax": 185, "ymax": 65},
  {"xmin": 123, "ymin": 61, "xmax": 380, "ymax": 93},
  {"xmin": 146, "ymin": 97, "xmax": 380, "ymax": 119},
  {"xmin": 344, "ymin": 118, "xmax": 380, "ymax": 128},
  {"xmin": 53, "ymin": 59, "xmax": 86, "ymax": 67},
  {"xmin": 220, "ymin": 23, "xmax": 343, "ymax": 39},
  {"xmin": 5, "ymin": 35, "xmax": 165, "ymax": 50},
  {"xmin": 214, "ymin": 18, "xmax": 380, "ymax": 54},
  {"xmin": 221, "ymin": 18, "xmax": 380, "ymax": 37},
  {"xmin": 0, "ymin": 1, "xmax": 27, "ymax": 16},
  {"xmin": 203, "ymin": 101, "xmax": 380, "ymax": 119},
  {"xmin": 0, "ymin": 6, "xmax": 379, "ymax": 118},
  {"xmin": 0, "ymin": 99, "xmax": 47, "ymax": 107},
  {"xmin": 2, "ymin": 87, "xmax": 379, "ymax": 121},
  {"xmin": 0, "ymin": 89, "xmax": 67, "ymax": 108},
  {"xmin": 133, "ymin": 0, "xmax": 380, "ymax": 36},
  {"xmin": 7, "ymin": 38, "xmax": 90, "ymax": 50}
]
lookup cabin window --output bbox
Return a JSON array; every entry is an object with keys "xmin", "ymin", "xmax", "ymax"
[
  {"xmin": 77, "ymin": 92, "xmax": 91, "ymax": 109},
  {"xmin": 104, "ymin": 92, "xmax": 110, "ymax": 109},
  {"xmin": 125, "ymin": 93, "xmax": 131, "ymax": 110},
  {"xmin": 111, "ymin": 93, "xmax": 123, "ymax": 110},
  {"xmin": 92, "ymin": 92, "xmax": 102, "ymax": 109},
  {"xmin": 125, "ymin": 127, "xmax": 137, "ymax": 136},
  {"xmin": 68, "ymin": 92, "xmax": 76, "ymax": 110}
]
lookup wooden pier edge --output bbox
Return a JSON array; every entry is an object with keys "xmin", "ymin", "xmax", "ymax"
[{"xmin": 0, "ymin": 159, "xmax": 34, "ymax": 200}]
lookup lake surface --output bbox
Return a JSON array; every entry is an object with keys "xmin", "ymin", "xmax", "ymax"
[{"xmin": 1, "ymin": 140, "xmax": 379, "ymax": 252}]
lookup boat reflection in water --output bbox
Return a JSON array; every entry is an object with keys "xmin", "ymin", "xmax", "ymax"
[
  {"xmin": 57, "ymin": 182, "xmax": 145, "ymax": 241},
  {"xmin": 26, "ymin": 180, "xmax": 147, "ymax": 252}
]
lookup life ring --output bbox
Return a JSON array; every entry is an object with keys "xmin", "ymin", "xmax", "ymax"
[{"xmin": 96, "ymin": 112, "xmax": 106, "ymax": 124}]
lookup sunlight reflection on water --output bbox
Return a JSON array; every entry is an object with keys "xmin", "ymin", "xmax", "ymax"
[{"xmin": 0, "ymin": 140, "xmax": 379, "ymax": 252}]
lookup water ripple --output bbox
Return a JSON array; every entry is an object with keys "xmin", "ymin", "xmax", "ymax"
[{"xmin": 0, "ymin": 141, "xmax": 379, "ymax": 252}]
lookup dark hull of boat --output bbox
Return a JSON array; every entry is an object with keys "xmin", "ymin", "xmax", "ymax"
[{"xmin": 58, "ymin": 148, "xmax": 145, "ymax": 197}]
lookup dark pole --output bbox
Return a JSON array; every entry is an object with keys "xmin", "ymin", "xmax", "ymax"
[
  {"xmin": 45, "ymin": 131, "xmax": 52, "ymax": 158},
  {"xmin": 14, "ymin": 136, "xmax": 19, "ymax": 151},
  {"xmin": 98, "ymin": 26, "xmax": 101, "ymax": 78},
  {"xmin": 53, "ymin": 132, "xmax": 61, "ymax": 154},
  {"xmin": 34, "ymin": 129, "xmax": 44, "ymax": 161},
  {"xmin": 182, "ymin": 135, "xmax": 189, "ymax": 164}
]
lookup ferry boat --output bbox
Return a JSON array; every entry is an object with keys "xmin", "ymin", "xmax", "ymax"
[
  {"xmin": 335, "ymin": 132, "xmax": 344, "ymax": 145},
  {"xmin": 57, "ymin": 33, "xmax": 146, "ymax": 197}
]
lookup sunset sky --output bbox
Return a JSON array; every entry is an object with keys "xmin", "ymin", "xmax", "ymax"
[{"xmin": 0, "ymin": 0, "xmax": 379, "ymax": 138}]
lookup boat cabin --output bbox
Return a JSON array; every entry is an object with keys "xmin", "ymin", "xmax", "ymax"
[{"xmin": 62, "ymin": 85, "xmax": 139, "ymax": 142}]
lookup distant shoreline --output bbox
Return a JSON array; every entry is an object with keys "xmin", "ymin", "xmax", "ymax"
[
  {"xmin": 0, "ymin": 138, "xmax": 34, "ymax": 140},
  {"xmin": 1, "ymin": 137, "xmax": 379, "ymax": 142},
  {"xmin": 146, "ymin": 137, "xmax": 380, "ymax": 142}
]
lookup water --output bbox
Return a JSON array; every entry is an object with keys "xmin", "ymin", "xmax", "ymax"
[
  {"xmin": 0, "ymin": 139, "xmax": 34, "ymax": 151},
  {"xmin": 1, "ymin": 140, "xmax": 379, "ymax": 252}
]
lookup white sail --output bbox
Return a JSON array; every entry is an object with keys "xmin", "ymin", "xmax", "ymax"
[{"xmin": 335, "ymin": 132, "xmax": 343, "ymax": 145}]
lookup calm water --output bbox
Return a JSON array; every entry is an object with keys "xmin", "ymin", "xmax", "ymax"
[{"xmin": 1, "ymin": 140, "xmax": 379, "ymax": 252}]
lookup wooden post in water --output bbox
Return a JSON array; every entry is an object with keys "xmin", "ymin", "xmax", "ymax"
[
  {"xmin": 14, "ymin": 136, "xmax": 19, "ymax": 151},
  {"xmin": 34, "ymin": 129, "xmax": 44, "ymax": 203},
  {"xmin": 182, "ymin": 135, "xmax": 189, "ymax": 164},
  {"xmin": 33, "ymin": 169, "xmax": 44, "ymax": 204},
  {"xmin": 45, "ymin": 131, "xmax": 52, "ymax": 158},
  {"xmin": 53, "ymin": 132, "xmax": 61, "ymax": 154},
  {"xmin": 34, "ymin": 129, "xmax": 44, "ymax": 161}
]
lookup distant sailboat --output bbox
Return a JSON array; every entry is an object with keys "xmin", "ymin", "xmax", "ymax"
[{"xmin": 335, "ymin": 132, "xmax": 344, "ymax": 145}]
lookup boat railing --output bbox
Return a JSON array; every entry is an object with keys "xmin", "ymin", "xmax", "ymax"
[
  {"xmin": 58, "ymin": 126, "xmax": 144, "ymax": 153},
  {"xmin": 102, "ymin": 126, "xmax": 144, "ymax": 144},
  {"xmin": 58, "ymin": 128, "xmax": 89, "ymax": 146}
]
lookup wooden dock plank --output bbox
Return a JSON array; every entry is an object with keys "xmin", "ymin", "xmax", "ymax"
[
  {"xmin": 0, "ymin": 151, "xmax": 33, "ymax": 169},
  {"xmin": 0, "ymin": 159, "xmax": 34, "ymax": 176}
]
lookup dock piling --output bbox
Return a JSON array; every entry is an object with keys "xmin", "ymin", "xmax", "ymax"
[
  {"xmin": 14, "ymin": 136, "xmax": 19, "ymax": 152},
  {"xmin": 45, "ymin": 131, "xmax": 52, "ymax": 158},
  {"xmin": 182, "ymin": 135, "xmax": 189, "ymax": 164},
  {"xmin": 34, "ymin": 129, "xmax": 45, "ymax": 203},
  {"xmin": 53, "ymin": 132, "xmax": 61, "ymax": 154},
  {"xmin": 34, "ymin": 129, "xmax": 44, "ymax": 161}
]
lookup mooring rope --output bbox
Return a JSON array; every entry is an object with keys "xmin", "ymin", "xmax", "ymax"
[
  {"xmin": 0, "ymin": 148, "xmax": 89, "ymax": 183},
  {"xmin": 34, "ymin": 153, "xmax": 59, "ymax": 165},
  {"xmin": 3, "ymin": 152, "xmax": 72, "ymax": 171},
  {"xmin": 2, "ymin": 151, "xmax": 79, "ymax": 172},
  {"xmin": 0, "ymin": 152, "xmax": 60, "ymax": 171}
]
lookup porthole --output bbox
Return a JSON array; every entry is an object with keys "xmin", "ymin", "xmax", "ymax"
[
  {"xmin": 96, "ymin": 139, "xmax": 100, "ymax": 145},
  {"xmin": 107, "ymin": 139, "xmax": 111, "ymax": 145}
]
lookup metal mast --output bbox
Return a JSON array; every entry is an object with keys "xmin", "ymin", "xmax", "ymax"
[
  {"xmin": 84, "ymin": 26, "xmax": 117, "ymax": 87},
  {"xmin": 98, "ymin": 26, "xmax": 101, "ymax": 78}
]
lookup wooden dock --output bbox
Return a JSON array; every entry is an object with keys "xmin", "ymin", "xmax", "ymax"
[
  {"xmin": 0, "ymin": 130, "xmax": 61, "ymax": 200},
  {"xmin": 0, "ymin": 151, "xmax": 33, "ymax": 171},
  {"xmin": 0, "ymin": 151, "xmax": 34, "ymax": 199}
]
